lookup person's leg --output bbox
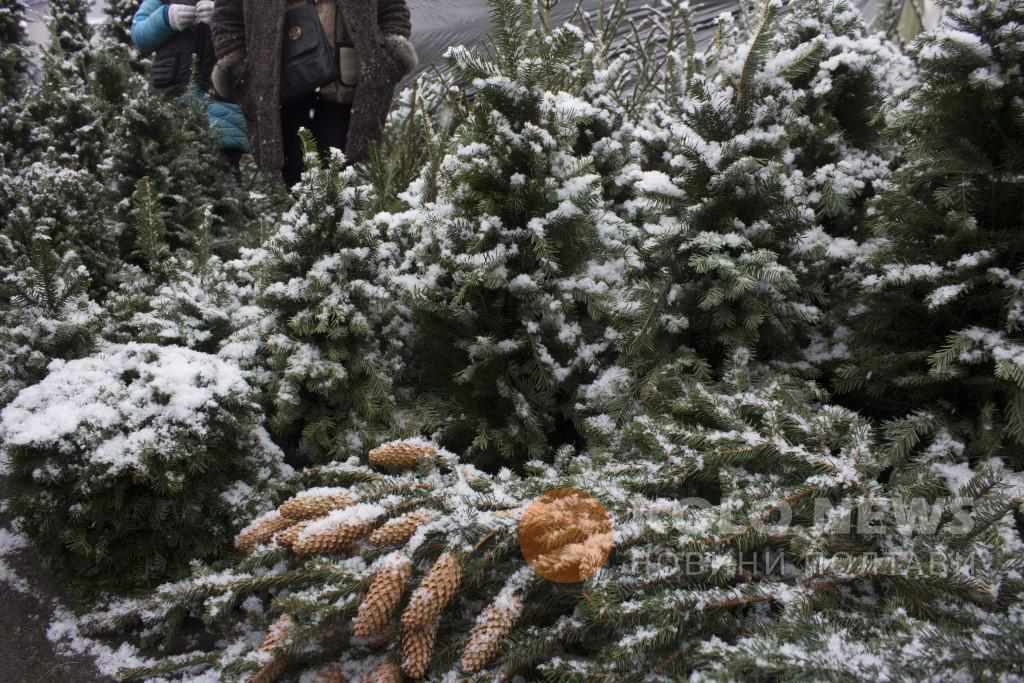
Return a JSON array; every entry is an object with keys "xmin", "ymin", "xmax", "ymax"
[
  {"xmin": 310, "ymin": 99, "xmax": 353, "ymax": 165},
  {"xmin": 280, "ymin": 94, "xmax": 315, "ymax": 186},
  {"xmin": 222, "ymin": 148, "xmax": 244, "ymax": 179}
]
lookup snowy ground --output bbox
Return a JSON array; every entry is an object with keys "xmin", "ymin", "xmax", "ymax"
[{"xmin": 0, "ymin": 477, "xmax": 114, "ymax": 683}]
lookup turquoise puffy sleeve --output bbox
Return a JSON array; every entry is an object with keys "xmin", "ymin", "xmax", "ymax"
[
  {"xmin": 130, "ymin": 0, "xmax": 174, "ymax": 53},
  {"xmin": 207, "ymin": 99, "xmax": 250, "ymax": 152}
]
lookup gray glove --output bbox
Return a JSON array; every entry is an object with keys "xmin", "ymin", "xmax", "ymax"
[
  {"xmin": 168, "ymin": 4, "xmax": 197, "ymax": 31},
  {"xmin": 195, "ymin": 0, "xmax": 214, "ymax": 24}
]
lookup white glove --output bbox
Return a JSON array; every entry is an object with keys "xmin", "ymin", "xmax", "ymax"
[
  {"xmin": 168, "ymin": 4, "xmax": 197, "ymax": 31},
  {"xmin": 195, "ymin": 0, "xmax": 214, "ymax": 24}
]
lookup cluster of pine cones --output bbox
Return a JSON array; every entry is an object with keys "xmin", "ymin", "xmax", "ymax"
[{"xmin": 235, "ymin": 440, "xmax": 522, "ymax": 682}]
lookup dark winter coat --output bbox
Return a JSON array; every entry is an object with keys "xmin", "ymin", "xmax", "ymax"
[
  {"xmin": 131, "ymin": 0, "xmax": 249, "ymax": 151},
  {"xmin": 133, "ymin": 0, "xmax": 216, "ymax": 94},
  {"xmin": 211, "ymin": 0, "xmax": 416, "ymax": 171}
]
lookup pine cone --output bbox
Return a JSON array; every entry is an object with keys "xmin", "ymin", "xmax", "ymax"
[
  {"xmin": 353, "ymin": 556, "xmax": 413, "ymax": 638},
  {"xmin": 401, "ymin": 619, "xmax": 439, "ymax": 680},
  {"xmin": 460, "ymin": 598, "xmax": 523, "ymax": 673},
  {"xmin": 248, "ymin": 614, "xmax": 292, "ymax": 683},
  {"xmin": 235, "ymin": 511, "xmax": 294, "ymax": 552},
  {"xmin": 317, "ymin": 664, "xmax": 347, "ymax": 683},
  {"xmin": 361, "ymin": 661, "xmax": 401, "ymax": 683},
  {"xmin": 400, "ymin": 552, "xmax": 462, "ymax": 630},
  {"xmin": 274, "ymin": 519, "xmax": 315, "ymax": 550},
  {"xmin": 260, "ymin": 614, "xmax": 293, "ymax": 653},
  {"xmin": 293, "ymin": 521, "xmax": 375, "ymax": 556},
  {"xmin": 368, "ymin": 440, "xmax": 436, "ymax": 471},
  {"xmin": 279, "ymin": 490, "xmax": 355, "ymax": 520},
  {"xmin": 368, "ymin": 510, "xmax": 435, "ymax": 546}
]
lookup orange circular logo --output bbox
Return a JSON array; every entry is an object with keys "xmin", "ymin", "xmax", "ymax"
[{"xmin": 518, "ymin": 488, "xmax": 613, "ymax": 583}]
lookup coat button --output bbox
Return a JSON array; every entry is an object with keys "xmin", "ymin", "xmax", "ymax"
[{"xmin": 288, "ymin": 25, "xmax": 303, "ymax": 40}]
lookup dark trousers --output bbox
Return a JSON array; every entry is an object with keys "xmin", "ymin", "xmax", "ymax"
[
  {"xmin": 281, "ymin": 94, "xmax": 353, "ymax": 186},
  {"xmin": 223, "ymin": 148, "xmax": 243, "ymax": 178}
]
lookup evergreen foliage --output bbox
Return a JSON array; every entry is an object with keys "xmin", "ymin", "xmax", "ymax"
[
  {"xmin": 47, "ymin": 0, "xmax": 93, "ymax": 58},
  {"xmin": 74, "ymin": 387, "xmax": 1024, "ymax": 680},
  {"xmin": 619, "ymin": 0, "xmax": 912, "ymax": 378},
  {"xmin": 16, "ymin": 49, "xmax": 110, "ymax": 170},
  {"xmin": 0, "ymin": 0, "xmax": 29, "ymax": 102},
  {"xmin": 256, "ymin": 135, "xmax": 406, "ymax": 464},
  {"xmin": 0, "ymin": 0, "xmax": 282, "ymax": 598},
  {"xmin": 388, "ymin": 3, "xmax": 638, "ymax": 464},
  {"xmin": 74, "ymin": 440, "xmax": 545, "ymax": 682},
  {"xmin": 104, "ymin": 0, "xmax": 141, "ymax": 46},
  {"xmin": 0, "ymin": 233, "xmax": 101, "ymax": 408},
  {"xmin": 840, "ymin": 0, "xmax": 1024, "ymax": 461},
  {"xmin": 364, "ymin": 79, "xmax": 457, "ymax": 216},
  {"xmin": 102, "ymin": 254, "xmax": 260, "ymax": 354},
  {"xmin": 0, "ymin": 343, "xmax": 292, "ymax": 590},
  {"xmin": 1, "ymin": 154, "xmax": 118, "ymax": 291},
  {"xmin": 104, "ymin": 71, "xmax": 257, "ymax": 258},
  {"xmin": 2, "ymin": 29, "xmax": 273, "ymax": 297},
  {"xmin": 572, "ymin": 352, "xmax": 1023, "ymax": 681}
]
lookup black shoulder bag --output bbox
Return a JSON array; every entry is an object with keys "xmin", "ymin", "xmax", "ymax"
[{"xmin": 281, "ymin": 0, "xmax": 340, "ymax": 101}]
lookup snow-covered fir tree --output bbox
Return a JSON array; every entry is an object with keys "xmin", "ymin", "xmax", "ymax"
[
  {"xmin": 1, "ymin": 46, "xmax": 118, "ymax": 292},
  {"xmin": 839, "ymin": 0, "xmax": 1024, "ymax": 461},
  {"xmin": 0, "ymin": 231, "xmax": 101, "ymax": 408},
  {"xmin": 103, "ymin": 0, "xmax": 141, "ymax": 46},
  {"xmin": 47, "ymin": 0, "xmax": 92, "ymax": 58},
  {"xmin": 615, "ymin": 0, "xmax": 913, "ymax": 381},
  {"xmin": 257, "ymin": 137, "xmax": 406, "ymax": 464},
  {"xmin": 102, "ymin": 214, "xmax": 264, "ymax": 356},
  {"xmin": 99, "ymin": 54, "xmax": 257, "ymax": 258},
  {"xmin": 1, "ymin": 152, "xmax": 119, "ymax": 290},
  {"xmin": 385, "ymin": 3, "xmax": 638, "ymax": 464},
  {"xmin": 0, "ymin": 0, "xmax": 29, "ymax": 102},
  {"xmin": 0, "ymin": 343, "xmax": 292, "ymax": 590}
]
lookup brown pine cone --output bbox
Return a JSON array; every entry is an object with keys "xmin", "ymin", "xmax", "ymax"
[
  {"xmin": 401, "ymin": 619, "xmax": 439, "ymax": 680},
  {"xmin": 361, "ymin": 661, "xmax": 401, "ymax": 683},
  {"xmin": 460, "ymin": 597, "xmax": 523, "ymax": 673},
  {"xmin": 368, "ymin": 440, "xmax": 436, "ymax": 471},
  {"xmin": 273, "ymin": 519, "xmax": 315, "ymax": 550},
  {"xmin": 400, "ymin": 552, "xmax": 462, "ymax": 630},
  {"xmin": 353, "ymin": 556, "xmax": 413, "ymax": 638},
  {"xmin": 368, "ymin": 510, "xmax": 436, "ymax": 546},
  {"xmin": 259, "ymin": 614, "xmax": 293, "ymax": 653},
  {"xmin": 235, "ymin": 511, "xmax": 293, "ymax": 552},
  {"xmin": 293, "ymin": 520, "xmax": 375, "ymax": 556},
  {"xmin": 279, "ymin": 489, "xmax": 355, "ymax": 521},
  {"xmin": 247, "ymin": 614, "xmax": 292, "ymax": 683}
]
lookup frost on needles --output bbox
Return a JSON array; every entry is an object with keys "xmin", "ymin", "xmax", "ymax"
[{"xmin": 0, "ymin": 344, "xmax": 292, "ymax": 589}]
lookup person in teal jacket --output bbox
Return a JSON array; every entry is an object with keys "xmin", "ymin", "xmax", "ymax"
[{"xmin": 131, "ymin": 0, "xmax": 249, "ymax": 165}]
